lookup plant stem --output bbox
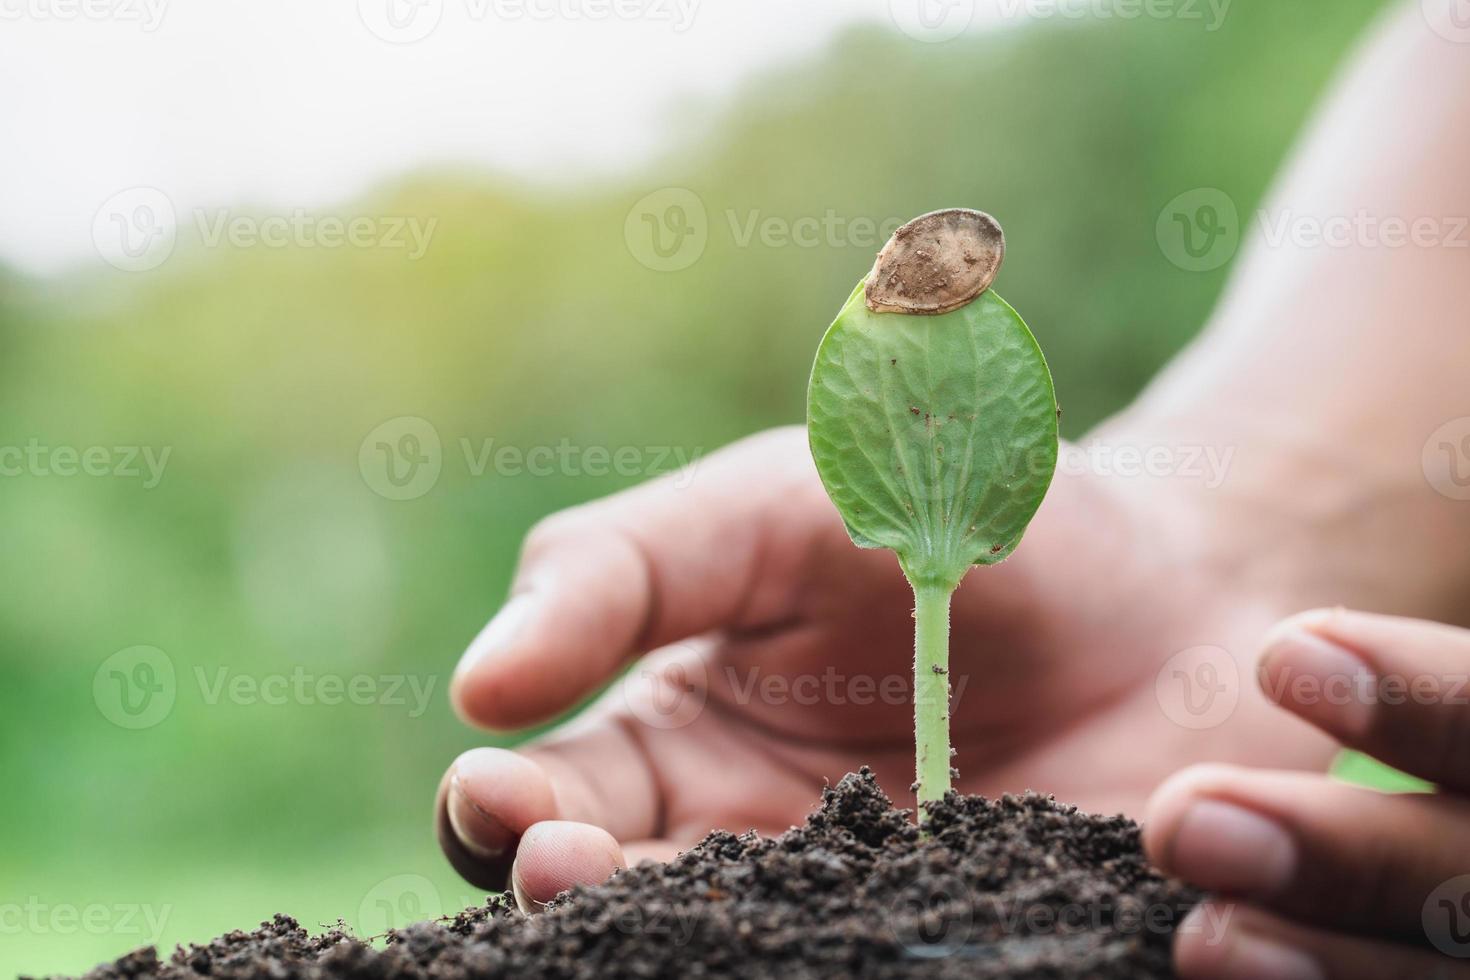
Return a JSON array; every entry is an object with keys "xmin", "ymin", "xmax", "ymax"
[{"xmin": 912, "ymin": 580, "xmax": 954, "ymax": 821}]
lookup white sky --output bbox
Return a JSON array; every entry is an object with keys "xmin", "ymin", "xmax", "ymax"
[{"xmin": 0, "ymin": 0, "xmax": 1015, "ymax": 276}]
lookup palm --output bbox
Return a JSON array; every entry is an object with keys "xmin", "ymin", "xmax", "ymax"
[{"xmin": 442, "ymin": 427, "xmax": 1319, "ymax": 890}]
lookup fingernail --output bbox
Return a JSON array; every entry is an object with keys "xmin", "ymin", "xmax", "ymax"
[
  {"xmin": 447, "ymin": 772, "xmax": 513, "ymax": 862},
  {"xmin": 1260, "ymin": 625, "xmax": 1375, "ymax": 739},
  {"xmin": 1223, "ymin": 933, "xmax": 1324, "ymax": 980},
  {"xmin": 456, "ymin": 593, "xmax": 537, "ymax": 679},
  {"xmin": 510, "ymin": 860, "xmax": 547, "ymax": 915},
  {"xmin": 1169, "ymin": 800, "xmax": 1296, "ymax": 897}
]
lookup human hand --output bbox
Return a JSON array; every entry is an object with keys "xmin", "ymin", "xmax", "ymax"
[
  {"xmin": 1146, "ymin": 608, "xmax": 1470, "ymax": 979},
  {"xmin": 436, "ymin": 425, "xmax": 1333, "ymax": 910}
]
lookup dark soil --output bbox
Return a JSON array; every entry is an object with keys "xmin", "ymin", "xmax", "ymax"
[{"xmin": 76, "ymin": 770, "xmax": 1198, "ymax": 979}]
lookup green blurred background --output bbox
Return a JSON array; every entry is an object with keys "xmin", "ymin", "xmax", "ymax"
[{"xmin": 1, "ymin": 0, "xmax": 1396, "ymax": 973}]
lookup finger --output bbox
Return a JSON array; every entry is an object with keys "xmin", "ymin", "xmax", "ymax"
[
  {"xmin": 519, "ymin": 716, "xmax": 662, "ymax": 840},
  {"xmin": 451, "ymin": 426, "xmax": 831, "ymax": 730},
  {"xmin": 510, "ymin": 821, "xmax": 626, "ymax": 913},
  {"xmin": 435, "ymin": 748, "xmax": 558, "ymax": 890},
  {"xmin": 437, "ymin": 711, "xmax": 667, "ymax": 883},
  {"xmin": 1174, "ymin": 902, "xmax": 1468, "ymax": 980},
  {"xmin": 1259, "ymin": 607, "xmax": 1470, "ymax": 791},
  {"xmin": 1145, "ymin": 764, "xmax": 1470, "ymax": 939},
  {"xmin": 622, "ymin": 840, "xmax": 683, "ymax": 865}
]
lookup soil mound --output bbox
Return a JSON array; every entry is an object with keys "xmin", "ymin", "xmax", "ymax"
[{"xmin": 77, "ymin": 770, "xmax": 1196, "ymax": 979}]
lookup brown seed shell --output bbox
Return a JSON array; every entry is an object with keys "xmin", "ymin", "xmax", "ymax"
[{"xmin": 863, "ymin": 208, "xmax": 1005, "ymax": 315}]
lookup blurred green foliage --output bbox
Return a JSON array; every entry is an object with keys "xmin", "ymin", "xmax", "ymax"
[{"xmin": 1, "ymin": 0, "xmax": 1392, "ymax": 973}]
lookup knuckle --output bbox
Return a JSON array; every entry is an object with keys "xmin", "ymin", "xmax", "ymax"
[{"xmin": 522, "ymin": 509, "xmax": 587, "ymax": 561}]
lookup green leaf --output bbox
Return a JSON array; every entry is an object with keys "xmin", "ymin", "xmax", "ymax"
[
  {"xmin": 807, "ymin": 281, "xmax": 1059, "ymax": 591},
  {"xmin": 1330, "ymin": 751, "xmax": 1434, "ymax": 794}
]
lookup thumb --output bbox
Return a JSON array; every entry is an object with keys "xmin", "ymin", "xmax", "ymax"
[{"xmin": 450, "ymin": 426, "xmax": 826, "ymax": 731}]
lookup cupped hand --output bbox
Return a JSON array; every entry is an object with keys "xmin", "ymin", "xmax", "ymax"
[
  {"xmin": 436, "ymin": 425, "xmax": 1334, "ymax": 910},
  {"xmin": 1146, "ymin": 608, "xmax": 1470, "ymax": 979}
]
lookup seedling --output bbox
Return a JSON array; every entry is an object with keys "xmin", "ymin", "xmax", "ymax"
[{"xmin": 806, "ymin": 209, "xmax": 1059, "ymax": 818}]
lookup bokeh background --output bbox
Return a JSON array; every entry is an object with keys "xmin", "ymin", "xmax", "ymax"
[{"xmin": 1, "ymin": 0, "xmax": 1399, "ymax": 973}]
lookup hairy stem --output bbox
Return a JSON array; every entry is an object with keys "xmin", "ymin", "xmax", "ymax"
[{"xmin": 912, "ymin": 581, "xmax": 954, "ymax": 820}]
